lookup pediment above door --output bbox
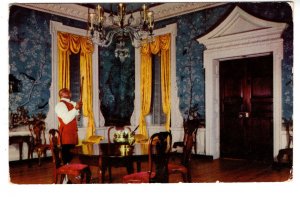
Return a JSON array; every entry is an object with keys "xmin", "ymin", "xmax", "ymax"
[{"xmin": 197, "ymin": 6, "xmax": 287, "ymax": 50}]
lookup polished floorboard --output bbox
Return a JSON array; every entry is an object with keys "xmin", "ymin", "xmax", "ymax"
[{"xmin": 8, "ymin": 156, "xmax": 292, "ymax": 184}]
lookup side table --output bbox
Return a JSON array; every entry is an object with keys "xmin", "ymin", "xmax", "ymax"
[{"xmin": 9, "ymin": 135, "xmax": 32, "ymax": 161}]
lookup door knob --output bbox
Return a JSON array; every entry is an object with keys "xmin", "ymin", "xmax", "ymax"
[
  {"xmin": 238, "ymin": 112, "xmax": 250, "ymax": 118},
  {"xmin": 238, "ymin": 112, "xmax": 244, "ymax": 118},
  {"xmin": 244, "ymin": 112, "xmax": 249, "ymax": 118},
  {"xmin": 239, "ymin": 113, "xmax": 244, "ymax": 118}
]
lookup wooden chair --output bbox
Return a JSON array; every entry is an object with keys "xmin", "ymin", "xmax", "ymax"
[
  {"xmin": 123, "ymin": 131, "xmax": 172, "ymax": 183},
  {"xmin": 28, "ymin": 120, "xmax": 50, "ymax": 166},
  {"xmin": 48, "ymin": 129, "xmax": 91, "ymax": 184},
  {"xmin": 105, "ymin": 126, "xmax": 134, "ymax": 183},
  {"xmin": 168, "ymin": 125, "xmax": 197, "ymax": 182}
]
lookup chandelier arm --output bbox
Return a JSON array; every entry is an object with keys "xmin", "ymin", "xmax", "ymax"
[
  {"xmin": 102, "ymin": 30, "xmax": 118, "ymax": 47},
  {"xmin": 125, "ymin": 26, "xmax": 141, "ymax": 40},
  {"xmin": 127, "ymin": 30, "xmax": 139, "ymax": 48}
]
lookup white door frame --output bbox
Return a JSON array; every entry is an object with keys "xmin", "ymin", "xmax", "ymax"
[{"xmin": 197, "ymin": 7, "xmax": 287, "ymax": 159}]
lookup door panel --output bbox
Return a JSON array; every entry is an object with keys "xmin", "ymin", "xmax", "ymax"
[{"xmin": 220, "ymin": 55, "xmax": 273, "ymax": 162}]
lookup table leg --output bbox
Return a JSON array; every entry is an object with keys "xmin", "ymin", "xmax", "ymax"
[
  {"xmin": 18, "ymin": 141, "xmax": 23, "ymax": 160},
  {"xmin": 136, "ymin": 161, "xmax": 141, "ymax": 172},
  {"xmin": 100, "ymin": 158, "xmax": 106, "ymax": 183}
]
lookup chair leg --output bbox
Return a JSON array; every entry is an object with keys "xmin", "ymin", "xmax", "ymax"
[
  {"xmin": 182, "ymin": 172, "xmax": 188, "ymax": 183},
  {"xmin": 98, "ymin": 167, "xmax": 102, "ymax": 183},
  {"xmin": 52, "ymin": 171, "xmax": 58, "ymax": 184},
  {"xmin": 108, "ymin": 166, "xmax": 112, "ymax": 183},
  {"xmin": 187, "ymin": 173, "xmax": 192, "ymax": 183},
  {"xmin": 84, "ymin": 167, "xmax": 91, "ymax": 183},
  {"xmin": 80, "ymin": 173, "xmax": 84, "ymax": 184},
  {"xmin": 60, "ymin": 174, "xmax": 66, "ymax": 184},
  {"xmin": 38, "ymin": 153, "xmax": 41, "ymax": 166}
]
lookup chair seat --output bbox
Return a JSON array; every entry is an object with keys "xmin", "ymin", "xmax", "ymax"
[
  {"xmin": 168, "ymin": 163, "xmax": 187, "ymax": 174},
  {"xmin": 123, "ymin": 171, "xmax": 156, "ymax": 183},
  {"xmin": 57, "ymin": 163, "xmax": 89, "ymax": 176}
]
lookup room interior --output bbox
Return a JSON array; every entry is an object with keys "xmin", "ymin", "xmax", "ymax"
[{"xmin": 8, "ymin": 1, "xmax": 293, "ymax": 183}]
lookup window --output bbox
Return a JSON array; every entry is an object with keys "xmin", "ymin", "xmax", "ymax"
[
  {"xmin": 131, "ymin": 23, "xmax": 183, "ymax": 134},
  {"xmin": 48, "ymin": 21, "xmax": 102, "ymax": 130},
  {"xmin": 69, "ymin": 52, "xmax": 82, "ymax": 127},
  {"xmin": 149, "ymin": 54, "xmax": 166, "ymax": 125}
]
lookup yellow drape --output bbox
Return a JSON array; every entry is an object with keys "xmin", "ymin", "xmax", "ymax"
[
  {"xmin": 80, "ymin": 38, "xmax": 95, "ymax": 139},
  {"xmin": 58, "ymin": 32, "xmax": 71, "ymax": 90},
  {"xmin": 57, "ymin": 32, "xmax": 95, "ymax": 141},
  {"xmin": 139, "ymin": 34, "xmax": 171, "ymax": 137},
  {"xmin": 159, "ymin": 35, "xmax": 171, "ymax": 132},
  {"xmin": 139, "ymin": 43, "xmax": 152, "ymax": 138}
]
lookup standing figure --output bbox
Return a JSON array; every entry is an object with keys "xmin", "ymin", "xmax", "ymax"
[{"xmin": 55, "ymin": 88, "xmax": 82, "ymax": 164}]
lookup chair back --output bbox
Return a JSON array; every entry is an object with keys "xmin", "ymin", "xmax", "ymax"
[
  {"xmin": 29, "ymin": 120, "xmax": 46, "ymax": 146},
  {"xmin": 181, "ymin": 126, "xmax": 197, "ymax": 168},
  {"xmin": 107, "ymin": 126, "xmax": 132, "ymax": 143},
  {"xmin": 148, "ymin": 131, "xmax": 172, "ymax": 183},
  {"xmin": 48, "ymin": 129, "xmax": 63, "ymax": 168}
]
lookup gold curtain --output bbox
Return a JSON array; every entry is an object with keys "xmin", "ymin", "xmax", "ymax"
[
  {"xmin": 57, "ymin": 32, "xmax": 95, "ymax": 141},
  {"xmin": 139, "ymin": 34, "xmax": 171, "ymax": 137},
  {"xmin": 159, "ymin": 34, "xmax": 171, "ymax": 132},
  {"xmin": 57, "ymin": 32, "xmax": 71, "ymax": 90},
  {"xmin": 139, "ymin": 43, "xmax": 152, "ymax": 138},
  {"xmin": 80, "ymin": 38, "xmax": 95, "ymax": 139}
]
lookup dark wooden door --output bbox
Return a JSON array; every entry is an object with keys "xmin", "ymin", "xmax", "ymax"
[{"xmin": 220, "ymin": 55, "xmax": 273, "ymax": 162}]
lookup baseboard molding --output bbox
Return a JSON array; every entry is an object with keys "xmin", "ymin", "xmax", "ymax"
[{"xmin": 9, "ymin": 157, "xmax": 52, "ymax": 166}]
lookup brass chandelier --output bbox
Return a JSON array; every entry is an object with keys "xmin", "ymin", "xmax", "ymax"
[{"xmin": 87, "ymin": 3, "xmax": 154, "ymax": 48}]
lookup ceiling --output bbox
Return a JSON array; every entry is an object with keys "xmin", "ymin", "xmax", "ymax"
[{"xmin": 17, "ymin": 2, "xmax": 226, "ymax": 22}]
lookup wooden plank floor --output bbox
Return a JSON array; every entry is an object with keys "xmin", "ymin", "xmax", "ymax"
[{"xmin": 8, "ymin": 156, "xmax": 292, "ymax": 184}]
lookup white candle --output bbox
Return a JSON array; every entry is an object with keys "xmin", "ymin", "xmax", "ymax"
[{"xmin": 142, "ymin": 4, "xmax": 147, "ymax": 21}]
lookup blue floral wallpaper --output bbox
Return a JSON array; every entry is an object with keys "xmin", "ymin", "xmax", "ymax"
[
  {"xmin": 9, "ymin": 6, "xmax": 86, "ymax": 120},
  {"xmin": 9, "ymin": 6, "xmax": 51, "ymax": 118},
  {"xmin": 8, "ymin": 2, "xmax": 293, "ymax": 127}
]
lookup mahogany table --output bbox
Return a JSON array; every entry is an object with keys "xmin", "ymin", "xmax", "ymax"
[{"xmin": 72, "ymin": 140, "xmax": 149, "ymax": 183}]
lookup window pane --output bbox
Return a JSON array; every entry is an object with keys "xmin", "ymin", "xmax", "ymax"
[
  {"xmin": 69, "ymin": 52, "xmax": 82, "ymax": 127},
  {"xmin": 150, "ymin": 54, "xmax": 165, "ymax": 125}
]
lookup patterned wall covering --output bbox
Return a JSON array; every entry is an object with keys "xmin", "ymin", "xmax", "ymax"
[
  {"xmin": 155, "ymin": 4, "xmax": 232, "ymax": 120},
  {"xmin": 99, "ymin": 41, "xmax": 135, "ymax": 126},
  {"xmin": 154, "ymin": 2, "xmax": 293, "ymax": 120},
  {"xmin": 9, "ymin": 6, "xmax": 86, "ymax": 121},
  {"xmin": 8, "ymin": 2, "xmax": 293, "ymax": 127},
  {"xmin": 9, "ymin": 6, "xmax": 51, "ymax": 119}
]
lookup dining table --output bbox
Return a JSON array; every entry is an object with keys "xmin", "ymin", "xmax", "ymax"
[{"xmin": 71, "ymin": 139, "xmax": 149, "ymax": 183}]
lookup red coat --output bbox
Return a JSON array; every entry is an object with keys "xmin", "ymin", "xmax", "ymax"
[{"xmin": 58, "ymin": 100, "xmax": 78, "ymax": 145}]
